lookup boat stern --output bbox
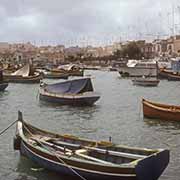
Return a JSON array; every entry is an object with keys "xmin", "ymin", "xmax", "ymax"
[{"xmin": 135, "ymin": 149, "xmax": 169, "ymax": 180}]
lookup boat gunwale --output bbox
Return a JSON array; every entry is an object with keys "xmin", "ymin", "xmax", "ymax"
[
  {"xmin": 20, "ymin": 120, "xmax": 159, "ymax": 153},
  {"xmin": 142, "ymin": 99, "xmax": 180, "ymax": 113},
  {"xmin": 39, "ymin": 88, "xmax": 100, "ymax": 99}
]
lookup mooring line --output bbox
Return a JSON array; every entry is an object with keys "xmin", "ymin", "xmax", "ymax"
[{"xmin": 0, "ymin": 120, "xmax": 18, "ymax": 136}]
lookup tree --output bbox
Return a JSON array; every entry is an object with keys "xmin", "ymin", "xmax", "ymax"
[
  {"xmin": 113, "ymin": 41, "xmax": 143, "ymax": 60},
  {"xmin": 123, "ymin": 42, "xmax": 143, "ymax": 59}
]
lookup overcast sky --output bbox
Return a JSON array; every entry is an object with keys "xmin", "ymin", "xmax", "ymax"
[{"xmin": 0, "ymin": 0, "xmax": 180, "ymax": 46}]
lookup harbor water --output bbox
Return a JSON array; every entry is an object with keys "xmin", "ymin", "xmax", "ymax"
[{"xmin": 0, "ymin": 70, "xmax": 180, "ymax": 180}]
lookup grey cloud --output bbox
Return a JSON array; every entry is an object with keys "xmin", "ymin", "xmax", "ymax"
[{"xmin": 0, "ymin": 0, "xmax": 180, "ymax": 46}]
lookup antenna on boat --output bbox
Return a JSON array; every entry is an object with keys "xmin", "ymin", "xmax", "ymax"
[{"xmin": 18, "ymin": 111, "xmax": 23, "ymax": 122}]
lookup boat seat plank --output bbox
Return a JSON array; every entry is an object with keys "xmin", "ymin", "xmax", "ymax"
[
  {"xmin": 51, "ymin": 140, "xmax": 82, "ymax": 149},
  {"xmin": 86, "ymin": 147, "xmax": 147, "ymax": 160},
  {"xmin": 75, "ymin": 149, "xmax": 114, "ymax": 165}
]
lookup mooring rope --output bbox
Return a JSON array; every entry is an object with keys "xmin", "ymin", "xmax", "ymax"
[
  {"xmin": 23, "ymin": 124, "xmax": 87, "ymax": 180},
  {"xmin": 0, "ymin": 120, "xmax": 18, "ymax": 136}
]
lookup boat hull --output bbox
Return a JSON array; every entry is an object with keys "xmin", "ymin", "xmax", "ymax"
[
  {"xmin": 51, "ymin": 69, "xmax": 84, "ymax": 77},
  {"xmin": 132, "ymin": 80, "xmax": 159, "ymax": 87},
  {"xmin": 43, "ymin": 72, "xmax": 69, "ymax": 79},
  {"xmin": 158, "ymin": 69, "xmax": 180, "ymax": 81},
  {"xmin": 0, "ymin": 82, "xmax": 8, "ymax": 91},
  {"xmin": 4, "ymin": 73, "xmax": 42, "ymax": 83},
  {"xmin": 167, "ymin": 74, "xmax": 180, "ymax": 81},
  {"xmin": 39, "ymin": 92, "xmax": 100, "ymax": 106},
  {"xmin": 119, "ymin": 67, "xmax": 157, "ymax": 77},
  {"xmin": 20, "ymin": 141, "xmax": 136, "ymax": 180},
  {"xmin": 142, "ymin": 99, "xmax": 180, "ymax": 121}
]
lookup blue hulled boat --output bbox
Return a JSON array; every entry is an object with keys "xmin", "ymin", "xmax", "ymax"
[
  {"xmin": 14, "ymin": 112, "xmax": 169, "ymax": 180},
  {"xmin": 39, "ymin": 78, "xmax": 100, "ymax": 106}
]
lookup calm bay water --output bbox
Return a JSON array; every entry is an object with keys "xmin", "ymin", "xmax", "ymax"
[{"xmin": 0, "ymin": 70, "xmax": 180, "ymax": 180}]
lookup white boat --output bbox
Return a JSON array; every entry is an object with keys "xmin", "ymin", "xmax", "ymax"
[
  {"xmin": 118, "ymin": 60, "xmax": 157, "ymax": 77},
  {"xmin": 132, "ymin": 77, "xmax": 160, "ymax": 87},
  {"xmin": 11, "ymin": 64, "xmax": 30, "ymax": 77}
]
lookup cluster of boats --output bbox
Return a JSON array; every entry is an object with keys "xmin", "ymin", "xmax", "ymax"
[
  {"xmin": 0, "ymin": 62, "xmax": 172, "ymax": 180},
  {"xmin": 0, "ymin": 63, "xmax": 100, "ymax": 106},
  {"xmin": 115, "ymin": 59, "xmax": 180, "ymax": 87}
]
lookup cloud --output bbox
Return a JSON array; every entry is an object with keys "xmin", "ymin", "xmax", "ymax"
[{"xmin": 0, "ymin": 0, "xmax": 180, "ymax": 46}]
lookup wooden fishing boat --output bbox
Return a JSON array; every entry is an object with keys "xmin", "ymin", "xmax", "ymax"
[
  {"xmin": 142, "ymin": 98, "xmax": 180, "ymax": 121},
  {"xmin": 43, "ymin": 71, "xmax": 69, "ymax": 79},
  {"xmin": 3, "ymin": 64, "xmax": 43, "ymax": 83},
  {"xmin": 4, "ymin": 73, "xmax": 42, "ymax": 83},
  {"xmin": 158, "ymin": 69, "xmax": 180, "ymax": 81},
  {"xmin": 39, "ymin": 78, "xmax": 100, "ymax": 106},
  {"xmin": 132, "ymin": 78, "xmax": 160, "ymax": 87},
  {"xmin": 14, "ymin": 111, "xmax": 169, "ymax": 180},
  {"xmin": 51, "ymin": 64, "xmax": 84, "ymax": 77},
  {"xmin": 167, "ymin": 73, "xmax": 180, "ymax": 81}
]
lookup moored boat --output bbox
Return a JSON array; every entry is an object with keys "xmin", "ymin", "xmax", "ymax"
[
  {"xmin": 39, "ymin": 78, "xmax": 100, "ymax": 106},
  {"xmin": 158, "ymin": 68, "xmax": 180, "ymax": 81},
  {"xmin": 3, "ymin": 64, "xmax": 43, "ymax": 83},
  {"xmin": 132, "ymin": 77, "xmax": 160, "ymax": 87},
  {"xmin": 43, "ymin": 71, "xmax": 69, "ymax": 79},
  {"xmin": 14, "ymin": 111, "xmax": 169, "ymax": 180},
  {"xmin": 51, "ymin": 64, "xmax": 84, "ymax": 77},
  {"xmin": 142, "ymin": 98, "xmax": 180, "ymax": 121},
  {"xmin": 118, "ymin": 60, "xmax": 157, "ymax": 77}
]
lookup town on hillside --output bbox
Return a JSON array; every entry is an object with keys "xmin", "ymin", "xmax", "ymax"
[{"xmin": 0, "ymin": 35, "xmax": 180, "ymax": 69}]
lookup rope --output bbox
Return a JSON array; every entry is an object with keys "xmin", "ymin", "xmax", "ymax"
[
  {"xmin": 23, "ymin": 124, "xmax": 87, "ymax": 180},
  {"xmin": 0, "ymin": 120, "xmax": 18, "ymax": 136}
]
